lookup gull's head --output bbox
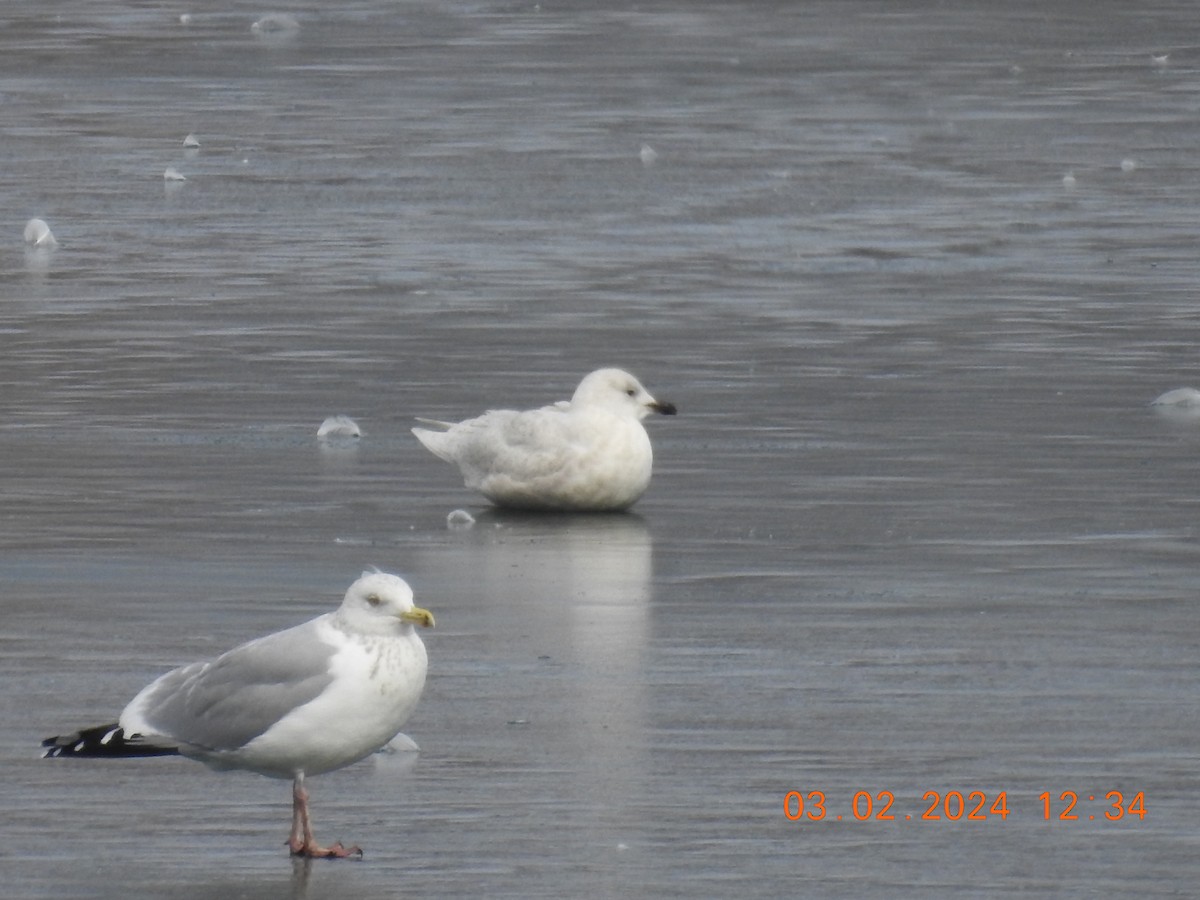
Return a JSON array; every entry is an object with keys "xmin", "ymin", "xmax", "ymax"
[
  {"xmin": 572, "ymin": 368, "xmax": 677, "ymax": 420},
  {"xmin": 340, "ymin": 571, "xmax": 435, "ymax": 633}
]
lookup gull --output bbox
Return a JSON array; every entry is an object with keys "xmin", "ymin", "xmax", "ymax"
[
  {"xmin": 42, "ymin": 571, "xmax": 435, "ymax": 859},
  {"xmin": 413, "ymin": 368, "xmax": 676, "ymax": 512}
]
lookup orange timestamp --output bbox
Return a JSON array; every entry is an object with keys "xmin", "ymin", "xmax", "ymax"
[{"xmin": 783, "ymin": 789, "xmax": 1146, "ymax": 822}]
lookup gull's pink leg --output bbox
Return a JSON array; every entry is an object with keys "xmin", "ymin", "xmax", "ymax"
[
  {"xmin": 286, "ymin": 773, "xmax": 362, "ymax": 859},
  {"xmin": 287, "ymin": 777, "xmax": 307, "ymax": 852}
]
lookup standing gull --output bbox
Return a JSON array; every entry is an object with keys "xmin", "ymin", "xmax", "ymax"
[
  {"xmin": 413, "ymin": 368, "xmax": 677, "ymax": 512},
  {"xmin": 42, "ymin": 571, "xmax": 435, "ymax": 858}
]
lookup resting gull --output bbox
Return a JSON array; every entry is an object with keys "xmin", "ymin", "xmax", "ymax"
[
  {"xmin": 413, "ymin": 368, "xmax": 677, "ymax": 512},
  {"xmin": 42, "ymin": 571, "xmax": 435, "ymax": 858}
]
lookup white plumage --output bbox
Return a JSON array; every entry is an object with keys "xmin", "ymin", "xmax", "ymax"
[
  {"xmin": 45, "ymin": 571, "xmax": 434, "ymax": 858},
  {"xmin": 413, "ymin": 368, "xmax": 676, "ymax": 512}
]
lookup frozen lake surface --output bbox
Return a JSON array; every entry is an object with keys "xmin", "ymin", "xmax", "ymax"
[{"xmin": 4, "ymin": 1, "xmax": 1200, "ymax": 896}]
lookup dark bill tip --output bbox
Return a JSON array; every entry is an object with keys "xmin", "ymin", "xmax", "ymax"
[{"xmin": 653, "ymin": 400, "xmax": 677, "ymax": 416}]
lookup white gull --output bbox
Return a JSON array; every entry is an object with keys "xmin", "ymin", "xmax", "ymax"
[
  {"xmin": 42, "ymin": 571, "xmax": 434, "ymax": 858},
  {"xmin": 413, "ymin": 368, "xmax": 676, "ymax": 512}
]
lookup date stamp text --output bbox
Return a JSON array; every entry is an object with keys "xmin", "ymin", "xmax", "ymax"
[{"xmin": 783, "ymin": 790, "xmax": 1147, "ymax": 822}]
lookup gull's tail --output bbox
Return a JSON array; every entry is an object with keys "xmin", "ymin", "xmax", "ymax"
[
  {"xmin": 412, "ymin": 420, "xmax": 459, "ymax": 464},
  {"xmin": 41, "ymin": 723, "xmax": 179, "ymax": 759}
]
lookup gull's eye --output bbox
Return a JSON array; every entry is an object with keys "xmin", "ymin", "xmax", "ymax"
[
  {"xmin": 366, "ymin": 594, "xmax": 382, "ymax": 607},
  {"xmin": 626, "ymin": 388, "xmax": 636, "ymax": 397}
]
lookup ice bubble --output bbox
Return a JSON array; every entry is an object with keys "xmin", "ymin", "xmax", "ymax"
[
  {"xmin": 446, "ymin": 509, "xmax": 475, "ymax": 529},
  {"xmin": 1120, "ymin": 158, "xmax": 1137, "ymax": 172},
  {"xmin": 1151, "ymin": 388, "xmax": 1200, "ymax": 422},
  {"xmin": 1061, "ymin": 171, "xmax": 1076, "ymax": 189},
  {"xmin": 1151, "ymin": 388, "xmax": 1200, "ymax": 408},
  {"xmin": 317, "ymin": 415, "xmax": 362, "ymax": 438},
  {"xmin": 639, "ymin": 144, "xmax": 658, "ymax": 167},
  {"xmin": 380, "ymin": 732, "xmax": 420, "ymax": 753},
  {"xmin": 252, "ymin": 13, "xmax": 300, "ymax": 38},
  {"xmin": 23, "ymin": 218, "xmax": 57, "ymax": 247},
  {"xmin": 179, "ymin": 13, "xmax": 193, "ymax": 26},
  {"xmin": 183, "ymin": 133, "xmax": 200, "ymax": 149},
  {"xmin": 163, "ymin": 167, "xmax": 187, "ymax": 181},
  {"xmin": 1152, "ymin": 53, "xmax": 1170, "ymax": 66}
]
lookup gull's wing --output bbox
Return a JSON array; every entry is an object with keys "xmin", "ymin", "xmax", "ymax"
[
  {"xmin": 120, "ymin": 618, "xmax": 337, "ymax": 753},
  {"xmin": 426, "ymin": 405, "xmax": 581, "ymax": 487}
]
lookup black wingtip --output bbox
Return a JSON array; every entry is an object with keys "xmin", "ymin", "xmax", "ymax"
[{"xmin": 42, "ymin": 724, "xmax": 179, "ymax": 759}]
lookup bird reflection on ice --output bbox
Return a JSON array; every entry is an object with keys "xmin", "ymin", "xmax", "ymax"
[
  {"xmin": 158, "ymin": 857, "xmax": 320, "ymax": 900},
  {"xmin": 421, "ymin": 512, "xmax": 653, "ymax": 848},
  {"xmin": 457, "ymin": 512, "xmax": 652, "ymax": 678}
]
